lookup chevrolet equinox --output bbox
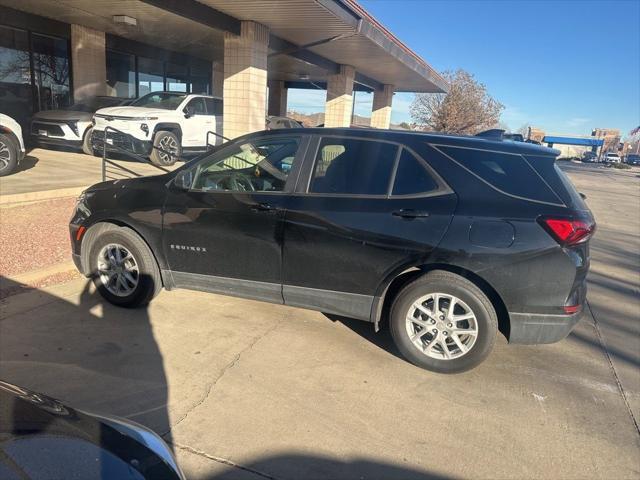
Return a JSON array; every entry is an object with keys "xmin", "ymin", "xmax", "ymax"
[{"xmin": 70, "ymin": 128, "xmax": 595, "ymax": 373}]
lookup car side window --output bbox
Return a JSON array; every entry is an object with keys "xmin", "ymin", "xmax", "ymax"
[
  {"xmin": 438, "ymin": 145, "xmax": 562, "ymax": 204},
  {"xmin": 190, "ymin": 137, "xmax": 300, "ymax": 193},
  {"xmin": 392, "ymin": 148, "xmax": 439, "ymax": 195},
  {"xmin": 309, "ymin": 138, "xmax": 398, "ymax": 195},
  {"xmin": 186, "ymin": 98, "xmax": 206, "ymax": 115},
  {"xmin": 204, "ymin": 98, "xmax": 223, "ymax": 116}
]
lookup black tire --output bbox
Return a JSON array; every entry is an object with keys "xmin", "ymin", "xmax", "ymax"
[
  {"xmin": 150, "ymin": 130, "xmax": 180, "ymax": 166},
  {"xmin": 0, "ymin": 133, "xmax": 18, "ymax": 177},
  {"xmin": 81, "ymin": 127, "xmax": 94, "ymax": 156},
  {"xmin": 389, "ymin": 271, "xmax": 498, "ymax": 374},
  {"xmin": 88, "ymin": 226, "xmax": 162, "ymax": 308}
]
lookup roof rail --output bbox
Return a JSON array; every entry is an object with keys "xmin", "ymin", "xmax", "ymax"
[{"xmin": 475, "ymin": 129, "xmax": 505, "ymax": 140}]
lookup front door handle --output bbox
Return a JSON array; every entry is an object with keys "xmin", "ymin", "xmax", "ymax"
[
  {"xmin": 251, "ymin": 202, "xmax": 277, "ymax": 213},
  {"xmin": 392, "ymin": 209, "xmax": 430, "ymax": 218}
]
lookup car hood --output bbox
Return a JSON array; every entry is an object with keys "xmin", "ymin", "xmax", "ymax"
[
  {"xmin": 32, "ymin": 110, "xmax": 93, "ymax": 122},
  {"xmin": 0, "ymin": 380, "xmax": 183, "ymax": 480},
  {"xmin": 95, "ymin": 106, "xmax": 172, "ymax": 118}
]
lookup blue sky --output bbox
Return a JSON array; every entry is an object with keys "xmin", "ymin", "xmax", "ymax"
[{"xmin": 288, "ymin": 0, "xmax": 640, "ymax": 136}]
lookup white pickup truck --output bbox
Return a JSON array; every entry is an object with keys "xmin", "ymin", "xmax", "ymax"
[{"xmin": 92, "ymin": 91, "xmax": 223, "ymax": 166}]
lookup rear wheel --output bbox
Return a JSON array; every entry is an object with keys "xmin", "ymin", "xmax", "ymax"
[
  {"xmin": 150, "ymin": 130, "xmax": 180, "ymax": 166},
  {"xmin": 81, "ymin": 127, "xmax": 94, "ymax": 155},
  {"xmin": 389, "ymin": 271, "xmax": 498, "ymax": 373},
  {"xmin": 0, "ymin": 133, "xmax": 18, "ymax": 177},
  {"xmin": 88, "ymin": 226, "xmax": 162, "ymax": 308}
]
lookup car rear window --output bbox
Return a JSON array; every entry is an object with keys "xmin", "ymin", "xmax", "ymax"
[
  {"xmin": 309, "ymin": 138, "xmax": 398, "ymax": 195},
  {"xmin": 439, "ymin": 146, "xmax": 563, "ymax": 204},
  {"xmin": 392, "ymin": 148, "xmax": 438, "ymax": 195}
]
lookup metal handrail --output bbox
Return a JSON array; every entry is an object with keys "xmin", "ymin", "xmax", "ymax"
[{"xmin": 101, "ymin": 126, "xmax": 173, "ymax": 181}]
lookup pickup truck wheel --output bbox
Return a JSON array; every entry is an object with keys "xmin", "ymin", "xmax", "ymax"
[
  {"xmin": 0, "ymin": 133, "xmax": 18, "ymax": 177},
  {"xmin": 81, "ymin": 127, "xmax": 94, "ymax": 156},
  {"xmin": 390, "ymin": 271, "xmax": 497, "ymax": 373},
  {"xmin": 89, "ymin": 227, "xmax": 162, "ymax": 308},
  {"xmin": 150, "ymin": 131, "xmax": 180, "ymax": 166}
]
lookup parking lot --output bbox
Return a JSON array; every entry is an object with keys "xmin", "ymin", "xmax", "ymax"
[{"xmin": 0, "ymin": 153, "xmax": 638, "ymax": 479}]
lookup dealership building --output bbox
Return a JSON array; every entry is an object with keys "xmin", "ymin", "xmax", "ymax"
[{"xmin": 0, "ymin": 0, "xmax": 446, "ymax": 138}]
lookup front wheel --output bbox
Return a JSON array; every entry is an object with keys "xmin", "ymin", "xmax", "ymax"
[
  {"xmin": 390, "ymin": 271, "xmax": 498, "ymax": 373},
  {"xmin": 150, "ymin": 131, "xmax": 181, "ymax": 166},
  {"xmin": 0, "ymin": 133, "xmax": 18, "ymax": 177},
  {"xmin": 88, "ymin": 226, "xmax": 162, "ymax": 308},
  {"xmin": 81, "ymin": 127, "xmax": 94, "ymax": 156}
]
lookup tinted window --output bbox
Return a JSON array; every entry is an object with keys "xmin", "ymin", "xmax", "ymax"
[
  {"xmin": 186, "ymin": 97, "xmax": 206, "ymax": 115},
  {"xmin": 192, "ymin": 137, "xmax": 300, "ymax": 192},
  {"xmin": 440, "ymin": 146, "xmax": 561, "ymax": 204},
  {"xmin": 392, "ymin": 149, "xmax": 438, "ymax": 195},
  {"xmin": 205, "ymin": 98, "xmax": 223, "ymax": 115},
  {"xmin": 106, "ymin": 49, "xmax": 135, "ymax": 98},
  {"xmin": 131, "ymin": 92, "xmax": 186, "ymax": 109},
  {"xmin": 310, "ymin": 138, "xmax": 398, "ymax": 195}
]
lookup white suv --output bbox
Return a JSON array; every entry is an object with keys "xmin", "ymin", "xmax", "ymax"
[
  {"xmin": 0, "ymin": 113, "xmax": 26, "ymax": 176},
  {"xmin": 92, "ymin": 92, "xmax": 223, "ymax": 166},
  {"xmin": 604, "ymin": 152, "xmax": 621, "ymax": 163}
]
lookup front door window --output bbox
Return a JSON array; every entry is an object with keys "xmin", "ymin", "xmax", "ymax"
[{"xmin": 191, "ymin": 137, "xmax": 301, "ymax": 193}]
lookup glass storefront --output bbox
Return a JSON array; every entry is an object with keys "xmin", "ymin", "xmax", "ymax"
[
  {"xmin": 31, "ymin": 33, "xmax": 70, "ymax": 111},
  {"xmin": 106, "ymin": 49, "xmax": 211, "ymax": 98},
  {"xmin": 106, "ymin": 49, "xmax": 136, "ymax": 98},
  {"xmin": 0, "ymin": 25, "xmax": 70, "ymax": 128}
]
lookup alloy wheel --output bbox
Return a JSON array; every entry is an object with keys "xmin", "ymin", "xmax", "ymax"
[
  {"xmin": 0, "ymin": 140, "xmax": 10, "ymax": 171},
  {"xmin": 158, "ymin": 135, "xmax": 178, "ymax": 164},
  {"xmin": 97, "ymin": 243, "xmax": 139, "ymax": 297},
  {"xmin": 405, "ymin": 293, "xmax": 479, "ymax": 360}
]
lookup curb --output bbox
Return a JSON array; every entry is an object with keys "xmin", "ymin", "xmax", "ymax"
[
  {"xmin": 5, "ymin": 261, "xmax": 77, "ymax": 285},
  {"xmin": 0, "ymin": 186, "xmax": 85, "ymax": 206}
]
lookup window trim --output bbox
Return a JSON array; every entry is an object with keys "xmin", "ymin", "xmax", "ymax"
[
  {"xmin": 180, "ymin": 134, "xmax": 310, "ymax": 195},
  {"xmin": 296, "ymin": 134, "xmax": 452, "ymax": 199}
]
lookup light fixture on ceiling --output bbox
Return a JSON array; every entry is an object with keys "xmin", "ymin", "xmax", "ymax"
[
  {"xmin": 298, "ymin": 74, "xmax": 310, "ymax": 81},
  {"xmin": 113, "ymin": 15, "xmax": 137, "ymax": 27}
]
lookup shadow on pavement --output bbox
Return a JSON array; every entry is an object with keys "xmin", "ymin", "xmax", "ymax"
[
  {"xmin": 13, "ymin": 154, "xmax": 38, "ymax": 174},
  {"xmin": 0, "ymin": 275, "xmax": 172, "ymax": 445},
  {"xmin": 204, "ymin": 453, "xmax": 453, "ymax": 480}
]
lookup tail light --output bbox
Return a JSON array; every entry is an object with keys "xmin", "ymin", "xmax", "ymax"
[{"xmin": 538, "ymin": 216, "xmax": 595, "ymax": 246}]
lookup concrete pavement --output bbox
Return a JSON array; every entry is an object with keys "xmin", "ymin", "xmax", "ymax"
[{"xmin": 0, "ymin": 162, "xmax": 638, "ymax": 480}]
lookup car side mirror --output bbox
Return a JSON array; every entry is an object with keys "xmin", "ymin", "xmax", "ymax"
[
  {"xmin": 579, "ymin": 192, "xmax": 587, "ymax": 200},
  {"xmin": 183, "ymin": 107, "xmax": 192, "ymax": 119},
  {"xmin": 174, "ymin": 170, "xmax": 193, "ymax": 190}
]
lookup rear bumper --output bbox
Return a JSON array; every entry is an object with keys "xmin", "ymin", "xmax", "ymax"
[{"xmin": 508, "ymin": 307, "xmax": 584, "ymax": 344}]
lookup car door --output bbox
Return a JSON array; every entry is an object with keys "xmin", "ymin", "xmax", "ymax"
[
  {"xmin": 181, "ymin": 97, "xmax": 210, "ymax": 148},
  {"xmin": 162, "ymin": 133, "xmax": 309, "ymax": 303},
  {"xmin": 281, "ymin": 135, "xmax": 457, "ymax": 320}
]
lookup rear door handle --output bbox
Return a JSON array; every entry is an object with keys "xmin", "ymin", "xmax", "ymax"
[{"xmin": 392, "ymin": 209, "xmax": 430, "ymax": 218}]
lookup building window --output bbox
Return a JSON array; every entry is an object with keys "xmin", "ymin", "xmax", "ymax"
[
  {"xmin": 166, "ymin": 62, "xmax": 188, "ymax": 92},
  {"xmin": 31, "ymin": 33, "xmax": 71, "ymax": 111},
  {"xmin": 106, "ymin": 49, "xmax": 135, "ymax": 98},
  {"xmin": 138, "ymin": 56, "xmax": 164, "ymax": 96},
  {"xmin": 0, "ymin": 25, "xmax": 33, "ymax": 126},
  {"xmin": 189, "ymin": 63, "xmax": 211, "ymax": 95}
]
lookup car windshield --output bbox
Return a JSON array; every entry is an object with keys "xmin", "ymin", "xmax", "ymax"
[
  {"xmin": 130, "ymin": 92, "xmax": 187, "ymax": 110},
  {"xmin": 65, "ymin": 97, "xmax": 124, "ymax": 112}
]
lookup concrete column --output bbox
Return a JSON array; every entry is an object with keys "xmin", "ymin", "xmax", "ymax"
[
  {"xmin": 211, "ymin": 61, "xmax": 223, "ymax": 97},
  {"xmin": 267, "ymin": 79, "xmax": 287, "ymax": 117},
  {"xmin": 71, "ymin": 24, "xmax": 106, "ymax": 101},
  {"xmin": 324, "ymin": 65, "xmax": 355, "ymax": 128},
  {"xmin": 370, "ymin": 84, "xmax": 394, "ymax": 129},
  {"xmin": 223, "ymin": 21, "xmax": 269, "ymax": 139}
]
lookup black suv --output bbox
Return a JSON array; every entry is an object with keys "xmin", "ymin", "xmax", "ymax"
[{"xmin": 70, "ymin": 128, "xmax": 595, "ymax": 373}]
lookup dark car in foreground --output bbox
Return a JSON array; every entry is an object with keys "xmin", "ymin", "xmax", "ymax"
[
  {"xmin": 31, "ymin": 96, "xmax": 128, "ymax": 155},
  {"xmin": 0, "ymin": 380, "xmax": 184, "ymax": 479},
  {"xmin": 69, "ymin": 128, "xmax": 595, "ymax": 373}
]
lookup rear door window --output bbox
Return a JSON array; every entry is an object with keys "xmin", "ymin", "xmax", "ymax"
[
  {"xmin": 204, "ymin": 98, "xmax": 223, "ymax": 116},
  {"xmin": 392, "ymin": 148, "xmax": 439, "ymax": 195},
  {"xmin": 438, "ymin": 146, "xmax": 562, "ymax": 204},
  {"xmin": 309, "ymin": 137, "xmax": 398, "ymax": 195}
]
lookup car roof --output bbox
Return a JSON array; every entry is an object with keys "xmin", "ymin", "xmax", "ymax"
[
  {"xmin": 143, "ymin": 91, "xmax": 221, "ymax": 100},
  {"xmin": 245, "ymin": 127, "xmax": 560, "ymax": 156}
]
